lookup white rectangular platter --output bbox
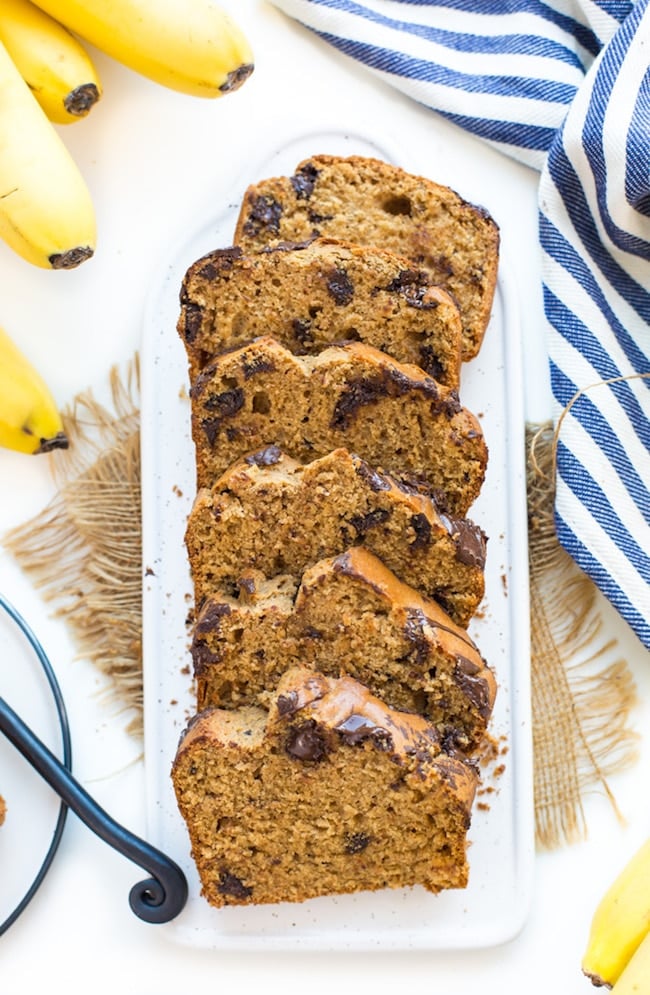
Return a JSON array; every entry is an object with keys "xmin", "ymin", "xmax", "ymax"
[{"xmin": 140, "ymin": 129, "xmax": 535, "ymax": 951}]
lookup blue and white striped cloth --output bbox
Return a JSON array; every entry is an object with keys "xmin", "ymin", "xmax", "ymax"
[{"xmin": 270, "ymin": 0, "xmax": 650, "ymax": 651}]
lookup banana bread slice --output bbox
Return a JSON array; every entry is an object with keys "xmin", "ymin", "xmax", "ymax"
[
  {"xmin": 191, "ymin": 546, "xmax": 496, "ymax": 752},
  {"xmin": 171, "ymin": 666, "xmax": 479, "ymax": 907},
  {"xmin": 185, "ymin": 446, "xmax": 487, "ymax": 628},
  {"xmin": 177, "ymin": 237, "xmax": 463, "ymax": 386},
  {"xmin": 233, "ymin": 154, "xmax": 500, "ymax": 362},
  {"xmin": 189, "ymin": 336, "xmax": 488, "ymax": 514}
]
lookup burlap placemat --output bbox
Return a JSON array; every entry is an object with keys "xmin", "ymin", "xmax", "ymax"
[
  {"xmin": 526, "ymin": 423, "xmax": 638, "ymax": 847},
  {"xmin": 3, "ymin": 360, "xmax": 143, "ymax": 736},
  {"xmin": 2, "ymin": 360, "xmax": 640, "ymax": 849}
]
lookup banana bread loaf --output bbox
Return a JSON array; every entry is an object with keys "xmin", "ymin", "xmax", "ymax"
[
  {"xmin": 189, "ymin": 336, "xmax": 488, "ymax": 514},
  {"xmin": 233, "ymin": 154, "xmax": 500, "ymax": 362},
  {"xmin": 177, "ymin": 237, "xmax": 463, "ymax": 386},
  {"xmin": 191, "ymin": 546, "xmax": 496, "ymax": 752},
  {"xmin": 185, "ymin": 446, "xmax": 487, "ymax": 628},
  {"xmin": 171, "ymin": 666, "xmax": 479, "ymax": 907}
]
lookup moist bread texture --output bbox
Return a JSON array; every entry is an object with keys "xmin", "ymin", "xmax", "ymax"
[
  {"xmin": 233, "ymin": 154, "xmax": 500, "ymax": 362},
  {"xmin": 185, "ymin": 446, "xmax": 487, "ymax": 628},
  {"xmin": 189, "ymin": 336, "xmax": 488, "ymax": 514},
  {"xmin": 171, "ymin": 666, "xmax": 479, "ymax": 907},
  {"xmin": 173, "ymin": 152, "xmax": 499, "ymax": 910},
  {"xmin": 177, "ymin": 237, "xmax": 463, "ymax": 386},
  {"xmin": 191, "ymin": 546, "xmax": 496, "ymax": 752}
]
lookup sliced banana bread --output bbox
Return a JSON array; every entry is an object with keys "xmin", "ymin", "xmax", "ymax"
[
  {"xmin": 171, "ymin": 666, "xmax": 479, "ymax": 907},
  {"xmin": 191, "ymin": 546, "xmax": 496, "ymax": 752},
  {"xmin": 189, "ymin": 336, "xmax": 488, "ymax": 514},
  {"xmin": 233, "ymin": 154, "xmax": 500, "ymax": 361},
  {"xmin": 177, "ymin": 237, "xmax": 463, "ymax": 386},
  {"xmin": 185, "ymin": 446, "xmax": 487, "ymax": 628}
]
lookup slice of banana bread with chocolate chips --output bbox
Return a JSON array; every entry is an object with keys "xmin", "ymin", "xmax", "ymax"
[
  {"xmin": 171, "ymin": 666, "xmax": 479, "ymax": 907},
  {"xmin": 191, "ymin": 546, "xmax": 496, "ymax": 753},
  {"xmin": 189, "ymin": 336, "xmax": 488, "ymax": 514},
  {"xmin": 233, "ymin": 154, "xmax": 500, "ymax": 362},
  {"xmin": 177, "ymin": 237, "xmax": 463, "ymax": 386},
  {"xmin": 185, "ymin": 446, "xmax": 487, "ymax": 629}
]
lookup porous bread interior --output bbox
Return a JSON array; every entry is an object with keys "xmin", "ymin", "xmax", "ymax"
[
  {"xmin": 192, "ymin": 551, "xmax": 494, "ymax": 751},
  {"xmin": 185, "ymin": 448, "xmax": 485, "ymax": 628},
  {"xmin": 190, "ymin": 337, "xmax": 487, "ymax": 515},
  {"xmin": 172, "ymin": 705, "xmax": 472, "ymax": 907},
  {"xmin": 175, "ymin": 153, "xmax": 499, "ymax": 910},
  {"xmin": 233, "ymin": 155, "xmax": 500, "ymax": 361},
  {"xmin": 178, "ymin": 237, "xmax": 463, "ymax": 387}
]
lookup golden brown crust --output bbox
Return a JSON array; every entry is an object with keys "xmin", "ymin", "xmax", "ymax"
[
  {"xmin": 171, "ymin": 667, "xmax": 478, "ymax": 907},
  {"xmin": 189, "ymin": 336, "xmax": 487, "ymax": 514},
  {"xmin": 184, "ymin": 446, "xmax": 487, "ymax": 628},
  {"xmin": 267, "ymin": 667, "xmax": 444, "ymax": 758},
  {"xmin": 191, "ymin": 546, "xmax": 496, "ymax": 751},
  {"xmin": 233, "ymin": 154, "xmax": 500, "ymax": 361},
  {"xmin": 174, "ymin": 152, "xmax": 497, "ymax": 911},
  {"xmin": 177, "ymin": 237, "xmax": 463, "ymax": 386}
]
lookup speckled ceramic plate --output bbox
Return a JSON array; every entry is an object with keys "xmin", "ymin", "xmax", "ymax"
[{"xmin": 140, "ymin": 128, "xmax": 534, "ymax": 951}]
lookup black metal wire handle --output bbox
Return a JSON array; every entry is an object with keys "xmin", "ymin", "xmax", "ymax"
[
  {"xmin": 0, "ymin": 594, "xmax": 71, "ymax": 935},
  {"xmin": 0, "ymin": 697, "xmax": 188, "ymax": 924}
]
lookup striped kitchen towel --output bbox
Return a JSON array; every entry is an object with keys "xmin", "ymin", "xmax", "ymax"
[{"xmin": 270, "ymin": 0, "xmax": 650, "ymax": 651}]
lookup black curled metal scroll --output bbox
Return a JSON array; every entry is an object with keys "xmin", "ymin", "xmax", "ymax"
[{"xmin": 0, "ymin": 595, "xmax": 187, "ymax": 926}]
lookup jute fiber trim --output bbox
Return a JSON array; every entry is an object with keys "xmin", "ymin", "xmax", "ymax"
[
  {"xmin": 3, "ymin": 359, "xmax": 144, "ymax": 736},
  {"xmin": 527, "ymin": 422, "xmax": 639, "ymax": 849},
  {"xmin": 1, "ymin": 363, "xmax": 640, "ymax": 847}
]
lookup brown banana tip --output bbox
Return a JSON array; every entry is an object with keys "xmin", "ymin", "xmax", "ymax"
[
  {"xmin": 49, "ymin": 246, "xmax": 94, "ymax": 269},
  {"xmin": 581, "ymin": 969, "xmax": 610, "ymax": 988},
  {"xmin": 219, "ymin": 63, "xmax": 254, "ymax": 93},
  {"xmin": 64, "ymin": 82, "xmax": 101, "ymax": 117},
  {"xmin": 35, "ymin": 432, "xmax": 69, "ymax": 454}
]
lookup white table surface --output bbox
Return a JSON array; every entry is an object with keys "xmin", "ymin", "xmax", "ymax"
[{"xmin": 1, "ymin": 2, "xmax": 649, "ymax": 989}]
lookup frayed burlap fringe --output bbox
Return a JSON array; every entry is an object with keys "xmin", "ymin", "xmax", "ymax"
[
  {"xmin": 527, "ymin": 422, "xmax": 639, "ymax": 850},
  {"xmin": 1, "ymin": 362, "xmax": 641, "ymax": 846},
  {"xmin": 2, "ymin": 358, "xmax": 144, "ymax": 737}
]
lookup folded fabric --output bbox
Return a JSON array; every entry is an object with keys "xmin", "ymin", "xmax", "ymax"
[{"xmin": 269, "ymin": 0, "xmax": 650, "ymax": 651}]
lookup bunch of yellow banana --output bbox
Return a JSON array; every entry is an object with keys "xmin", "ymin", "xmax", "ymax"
[
  {"xmin": 582, "ymin": 835, "xmax": 650, "ymax": 991},
  {"xmin": 0, "ymin": 325, "xmax": 68, "ymax": 455},
  {"xmin": 0, "ymin": 0, "xmax": 253, "ymax": 270}
]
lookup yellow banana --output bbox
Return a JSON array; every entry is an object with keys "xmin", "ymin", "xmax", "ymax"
[
  {"xmin": 611, "ymin": 931, "xmax": 650, "ymax": 995},
  {"xmin": 0, "ymin": 39, "xmax": 96, "ymax": 269},
  {"xmin": 29, "ymin": 0, "xmax": 254, "ymax": 98},
  {"xmin": 0, "ymin": 0, "xmax": 101, "ymax": 125},
  {"xmin": 0, "ymin": 325, "xmax": 68, "ymax": 455},
  {"xmin": 582, "ymin": 837, "xmax": 650, "ymax": 987}
]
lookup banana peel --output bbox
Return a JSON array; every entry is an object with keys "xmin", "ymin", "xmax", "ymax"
[
  {"xmin": 611, "ymin": 931, "xmax": 650, "ymax": 994},
  {"xmin": 29, "ymin": 0, "xmax": 254, "ymax": 97},
  {"xmin": 0, "ymin": 0, "xmax": 102, "ymax": 124},
  {"xmin": 583, "ymin": 837, "xmax": 650, "ymax": 987},
  {"xmin": 0, "ymin": 325, "xmax": 68, "ymax": 455}
]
